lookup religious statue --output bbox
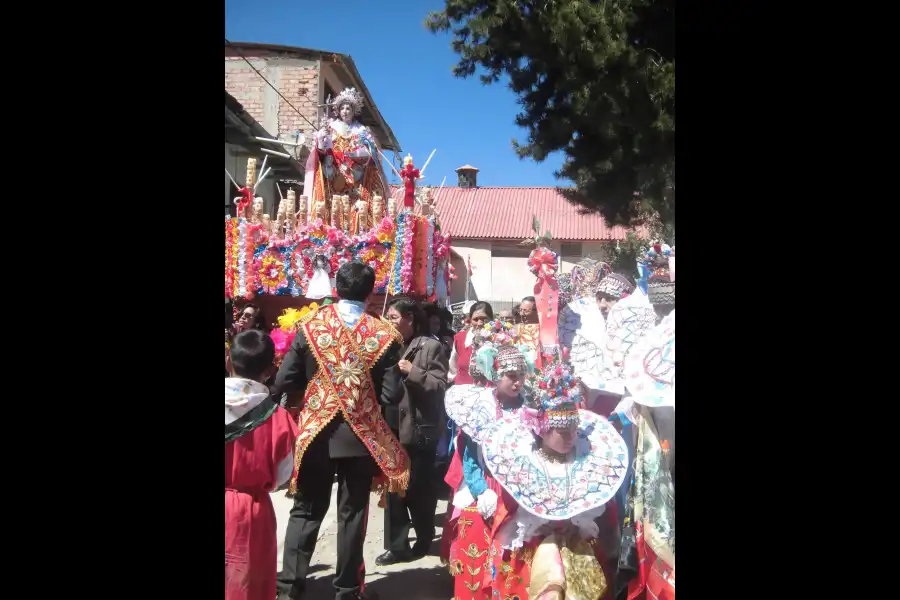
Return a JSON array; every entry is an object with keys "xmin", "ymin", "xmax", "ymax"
[
  {"xmin": 245, "ymin": 158, "xmax": 257, "ymax": 191},
  {"xmin": 398, "ymin": 154, "xmax": 421, "ymax": 209},
  {"xmin": 251, "ymin": 197, "xmax": 264, "ymax": 224},
  {"xmin": 372, "ymin": 195, "xmax": 385, "ymax": 224},
  {"xmin": 387, "ymin": 196, "xmax": 397, "ymax": 220},
  {"xmin": 417, "ymin": 187, "xmax": 437, "ymax": 220},
  {"xmin": 276, "ymin": 192, "xmax": 294, "ymax": 240},
  {"xmin": 283, "ymin": 209, "xmax": 293, "ymax": 240},
  {"xmin": 330, "ymin": 194, "xmax": 341, "ymax": 228},
  {"xmin": 341, "ymin": 195, "xmax": 352, "ymax": 233},
  {"xmin": 353, "ymin": 198, "xmax": 369, "ymax": 234},
  {"xmin": 303, "ymin": 87, "xmax": 389, "ymax": 218},
  {"xmin": 297, "ymin": 195, "xmax": 308, "ymax": 228},
  {"xmin": 261, "ymin": 214, "xmax": 273, "ymax": 238},
  {"xmin": 313, "ymin": 196, "xmax": 329, "ymax": 222}
]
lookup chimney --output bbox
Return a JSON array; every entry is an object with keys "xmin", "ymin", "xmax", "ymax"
[{"xmin": 455, "ymin": 164, "xmax": 479, "ymax": 189}]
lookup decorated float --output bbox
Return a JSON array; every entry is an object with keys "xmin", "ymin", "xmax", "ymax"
[{"xmin": 224, "ymin": 87, "xmax": 451, "ymax": 322}]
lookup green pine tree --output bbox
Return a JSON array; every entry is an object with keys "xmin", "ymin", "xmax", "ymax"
[{"xmin": 426, "ymin": 0, "xmax": 674, "ymax": 227}]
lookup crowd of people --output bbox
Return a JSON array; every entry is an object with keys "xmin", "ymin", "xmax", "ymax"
[{"xmin": 225, "ymin": 258, "xmax": 675, "ymax": 600}]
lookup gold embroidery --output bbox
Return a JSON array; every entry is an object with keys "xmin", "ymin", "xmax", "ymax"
[
  {"xmin": 465, "ymin": 564, "xmax": 481, "ymax": 576},
  {"xmin": 464, "ymin": 581, "xmax": 481, "ymax": 591},
  {"xmin": 457, "ymin": 516, "xmax": 473, "ymax": 539},
  {"xmin": 463, "ymin": 544, "xmax": 487, "ymax": 560},
  {"xmin": 520, "ymin": 547, "xmax": 536, "ymax": 569},
  {"xmin": 560, "ymin": 540, "xmax": 607, "ymax": 599},
  {"xmin": 448, "ymin": 559, "xmax": 464, "ymax": 576},
  {"xmin": 288, "ymin": 306, "xmax": 408, "ymax": 496}
]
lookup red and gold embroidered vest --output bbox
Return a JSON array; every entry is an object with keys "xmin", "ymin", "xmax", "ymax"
[{"xmin": 289, "ymin": 304, "xmax": 410, "ymax": 497}]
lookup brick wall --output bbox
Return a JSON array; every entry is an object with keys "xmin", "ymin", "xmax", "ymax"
[
  {"xmin": 225, "ymin": 54, "xmax": 320, "ymax": 143},
  {"xmin": 276, "ymin": 64, "xmax": 318, "ymax": 140},
  {"xmin": 224, "ymin": 57, "xmax": 268, "ymax": 125}
]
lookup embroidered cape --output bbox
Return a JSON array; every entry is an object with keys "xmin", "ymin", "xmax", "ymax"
[{"xmin": 289, "ymin": 304, "xmax": 409, "ymax": 497}]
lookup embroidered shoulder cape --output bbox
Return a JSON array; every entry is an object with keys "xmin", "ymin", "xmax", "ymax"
[{"xmin": 289, "ymin": 304, "xmax": 409, "ymax": 497}]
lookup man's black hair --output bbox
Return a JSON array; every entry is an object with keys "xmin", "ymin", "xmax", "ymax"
[
  {"xmin": 335, "ymin": 262, "xmax": 375, "ymax": 302},
  {"xmin": 520, "ymin": 296, "xmax": 536, "ymax": 305},
  {"xmin": 230, "ymin": 329, "xmax": 275, "ymax": 381}
]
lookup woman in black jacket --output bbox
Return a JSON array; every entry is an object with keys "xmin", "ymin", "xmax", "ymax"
[{"xmin": 378, "ymin": 298, "xmax": 449, "ymax": 565}]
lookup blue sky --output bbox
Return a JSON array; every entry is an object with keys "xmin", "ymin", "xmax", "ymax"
[{"xmin": 225, "ymin": 0, "xmax": 565, "ymax": 188}]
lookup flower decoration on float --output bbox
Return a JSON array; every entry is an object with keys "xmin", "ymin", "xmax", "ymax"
[
  {"xmin": 255, "ymin": 248, "xmax": 289, "ymax": 295},
  {"xmin": 519, "ymin": 215, "xmax": 558, "ymax": 278},
  {"xmin": 521, "ymin": 359, "xmax": 583, "ymax": 435},
  {"xmin": 400, "ymin": 212, "xmax": 416, "ymax": 293},
  {"xmin": 389, "ymin": 211, "xmax": 415, "ymax": 295},
  {"xmin": 225, "ymin": 219, "xmax": 235, "ymax": 299},
  {"xmin": 225, "ymin": 183, "xmax": 448, "ymax": 301},
  {"xmin": 434, "ymin": 231, "xmax": 452, "ymax": 261},
  {"xmin": 270, "ymin": 303, "xmax": 317, "ymax": 367},
  {"xmin": 425, "ymin": 220, "xmax": 436, "ymax": 298}
]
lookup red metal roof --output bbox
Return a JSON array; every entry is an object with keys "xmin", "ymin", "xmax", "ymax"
[{"xmin": 393, "ymin": 186, "xmax": 632, "ymax": 241}]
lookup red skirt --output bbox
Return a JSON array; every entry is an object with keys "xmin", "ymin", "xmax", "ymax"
[
  {"xmin": 448, "ymin": 506, "xmax": 494, "ymax": 600},
  {"xmin": 225, "ymin": 488, "xmax": 277, "ymax": 600}
]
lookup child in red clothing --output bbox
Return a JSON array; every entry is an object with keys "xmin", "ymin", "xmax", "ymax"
[{"xmin": 225, "ymin": 330, "xmax": 299, "ymax": 600}]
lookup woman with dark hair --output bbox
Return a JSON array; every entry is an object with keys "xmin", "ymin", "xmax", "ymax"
[
  {"xmin": 234, "ymin": 303, "xmax": 269, "ymax": 333},
  {"xmin": 226, "ymin": 303, "xmax": 275, "ymax": 384},
  {"xmin": 422, "ymin": 302, "xmax": 455, "ymax": 356},
  {"xmin": 226, "ymin": 303, "xmax": 269, "ymax": 377},
  {"xmin": 379, "ymin": 298, "xmax": 449, "ymax": 565},
  {"xmin": 448, "ymin": 301, "xmax": 494, "ymax": 386}
]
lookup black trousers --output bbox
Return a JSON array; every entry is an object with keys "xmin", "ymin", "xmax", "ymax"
[
  {"xmin": 383, "ymin": 442, "xmax": 438, "ymax": 554},
  {"xmin": 277, "ymin": 451, "xmax": 376, "ymax": 599}
]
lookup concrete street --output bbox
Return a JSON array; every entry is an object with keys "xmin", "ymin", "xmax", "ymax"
[{"xmin": 273, "ymin": 485, "xmax": 452, "ymax": 599}]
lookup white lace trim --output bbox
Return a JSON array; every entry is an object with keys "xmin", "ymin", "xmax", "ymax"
[{"xmin": 496, "ymin": 504, "xmax": 607, "ymax": 550}]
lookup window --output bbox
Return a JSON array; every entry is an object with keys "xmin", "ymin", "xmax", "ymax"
[
  {"xmin": 560, "ymin": 242, "xmax": 582, "ymax": 258},
  {"xmin": 323, "ymin": 81, "xmax": 337, "ymax": 106},
  {"xmin": 491, "ymin": 242, "xmax": 531, "ymax": 258}
]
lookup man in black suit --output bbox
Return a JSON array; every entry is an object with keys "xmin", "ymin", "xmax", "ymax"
[{"xmin": 273, "ymin": 263, "xmax": 404, "ymax": 600}]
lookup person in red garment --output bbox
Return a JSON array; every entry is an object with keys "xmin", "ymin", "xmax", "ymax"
[
  {"xmin": 447, "ymin": 301, "xmax": 494, "ymax": 385},
  {"xmin": 225, "ymin": 330, "xmax": 300, "ymax": 600},
  {"xmin": 440, "ymin": 301, "xmax": 494, "ymax": 562}
]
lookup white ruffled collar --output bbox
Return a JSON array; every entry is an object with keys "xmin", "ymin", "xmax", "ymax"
[{"xmin": 329, "ymin": 119, "xmax": 366, "ymax": 137}]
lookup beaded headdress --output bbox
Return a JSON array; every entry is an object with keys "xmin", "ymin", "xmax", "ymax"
[
  {"xmin": 521, "ymin": 362, "xmax": 583, "ymax": 434},
  {"xmin": 638, "ymin": 242, "xmax": 675, "ymax": 306},
  {"xmin": 496, "ymin": 345, "xmax": 527, "ymax": 375},
  {"xmin": 558, "ymin": 258, "xmax": 612, "ymax": 307},
  {"xmin": 470, "ymin": 319, "xmax": 536, "ymax": 381},
  {"xmin": 331, "ymin": 87, "xmax": 365, "ymax": 116},
  {"xmin": 596, "ymin": 272, "xmax": 635, "ymax": 300}
]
